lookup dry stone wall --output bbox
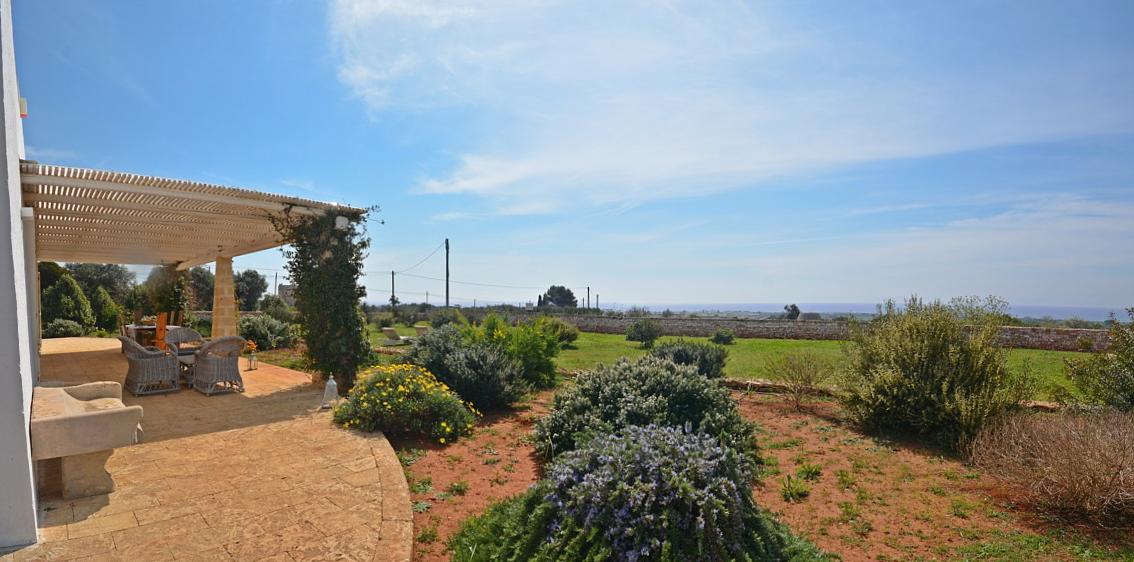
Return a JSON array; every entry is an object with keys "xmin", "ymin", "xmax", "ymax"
[{"xmin": 493, "ymin": 312, "xmax": 1109, "ymax": 352}]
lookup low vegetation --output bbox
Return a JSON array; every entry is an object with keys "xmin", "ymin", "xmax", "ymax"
[
  {"xmin": 332, "ymin": 364, "xmax": 479, "ymax": 443},
  {"xmin": 1066, "ymin": 308, "xmax": 1134, "ymax": 410},
  {"xmin": 970, "ymin": 410, "xmax": 1134, "ymax": 523},
  {"xmin": 648, "ymin": 339, "xmax": 729, "ymax": 378},
  {"xmin": 450, "ymin": 425, "xmax": 828, "ymax": 562},
  {"xmin": 625, "ymin": 317, "xmax": 663, "ymax": 348},
  {"xmin": 533, "ymin": 356, "xmax": 757, "ymax": 460},
  {"xmin": 403, "ymin": 326, "xmax": 527, "ymax": 410},
  {"xmin": 710, "ymin": 328, "xmax": 736, "ymax": 345},
  {"xmin": 238, "ymin": 314, "xmax": 296, "ymax": 351},
  {"xmin": 840, "ymin": 297, "xmax": 1033, "ymax": 450},
  {"xmin": 465, "ymin": 314, "xmax": 561, "ymax": 389},
  {"xmin": 769, "ymin": 351, "xmax": 837, "ymax": 410}
]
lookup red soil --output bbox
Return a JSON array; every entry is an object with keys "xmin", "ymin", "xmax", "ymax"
[{"xmin": 397, "ymin": 390, "xmax": 1132, "ymax": 561}]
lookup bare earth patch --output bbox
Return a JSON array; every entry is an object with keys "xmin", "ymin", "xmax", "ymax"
[
  {"xmin": 390, "ymin": 391, "xmax": 553, "ymax": 562},
  {"xmin": 737, "ymin": 392, "xmax": 1134, "ymax": 561},
  {"xmin": 393, "ymin": 386, "xmax": 1133, "ymax": 561}
]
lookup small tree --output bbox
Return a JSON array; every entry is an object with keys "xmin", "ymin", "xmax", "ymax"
[
  {"xmin": 65, "ymin": 263, "xmax": 135, "ymax": 304},
  {"xmin": 542, "ymin": 285, "xmax": 577, "ymax": 308},
  {"xmin": 90, "ymin": 286, "xmax": 122, "ymax": 332},
  {"xmin": 272, "ymin": 208, "xmax": 373, "ymax": 392},
  {"xmin": 1067, "ymin": 308, "xmax": 1134, "ymax": 410},
  {"xmin": 258, "ymin": 294, "xmax": 297, "ymax": 324},
  {"xmin": 144, "ymin": 265, "xmax": 189, "ymax": 317},
  {"xmin": 234, "ymin": 270, "xmax": 268, "ymax": 311},
  {"xmin": 42, "ymin": 275, "xmax": 94, "ymax": 330},
  {"xmin": 783, "ymin": 304, "xmax": 801, "ymax": 320},
  {"xmin": 626, "ymin": 318, "xmax": 663, "ymax": 348},
  {"xmin": 188, "ymin": 266, "xmax": 215, "ymax": 310},
  {"xmin": 37, "ymin": 261, "xmax": 68, "ymax": 291}
]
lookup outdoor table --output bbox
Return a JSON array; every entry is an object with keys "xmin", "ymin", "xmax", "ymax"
[{"xmin": 124, "ymin": 324, "xmax": 180, "ymax": 346}]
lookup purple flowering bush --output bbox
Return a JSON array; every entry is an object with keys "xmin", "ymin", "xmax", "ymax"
[
  {"xmin": 533, "ymin": 356, "xmax": 757, "ymax": 460},
  {"xmin": 449, "ymin": 426, "xmax": 828, "ymax": 561}
]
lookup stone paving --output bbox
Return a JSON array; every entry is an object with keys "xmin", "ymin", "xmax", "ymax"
[{"xmin": 2, "ymin": 338, "xmax": 411, "ymax": 562}]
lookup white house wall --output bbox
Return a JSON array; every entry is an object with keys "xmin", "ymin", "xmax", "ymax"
[{"xmin": 0, "ymin": 0, "xmax": 38, "ymax": 548}]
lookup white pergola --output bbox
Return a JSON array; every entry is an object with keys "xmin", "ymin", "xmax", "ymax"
[{"xmin": 19, "ymin": 160, "xmax": 362, "ymax": 339}]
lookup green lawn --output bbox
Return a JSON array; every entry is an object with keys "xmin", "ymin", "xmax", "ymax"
[
  {"xmin": 556, "ymin": 332, "xmax": 1086, "ymax": 400},
  {"xmin": 366, "ymin": 322, "xmax": 426, "ymax": 347}
]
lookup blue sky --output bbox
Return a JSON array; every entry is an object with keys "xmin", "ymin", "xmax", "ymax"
[{"xmin": 12, "ymin": 0, "xmax": 1134, "ymax": 309}]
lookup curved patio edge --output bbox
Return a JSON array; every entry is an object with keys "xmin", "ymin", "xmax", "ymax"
[{"xmin": 370, "ymin": 430, "xmax": 413, "ymax": 561}]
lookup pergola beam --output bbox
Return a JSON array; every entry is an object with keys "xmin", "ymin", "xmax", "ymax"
[{"xmin": 19, "ymin": 161, "xmax": 359, "ymax": 268}]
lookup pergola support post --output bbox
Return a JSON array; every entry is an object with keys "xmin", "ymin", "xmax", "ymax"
[{"xmin": 212, "ymin": 257, "xmax": 237, "ymax": 338}]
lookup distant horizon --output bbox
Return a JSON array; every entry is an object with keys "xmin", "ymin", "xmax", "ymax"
[{"xmin": 366, "ymin": 298, "xmax": 1127, "ymax": 322}]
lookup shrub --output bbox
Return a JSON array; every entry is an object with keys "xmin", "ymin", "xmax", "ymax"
[
  {"xmin": 840, "ymin": 297, "xmax": 1032, "ymax": 451},
  {"xmin": 710, "ymin": 328, "xmax": 736, "ymax": 345},
  {"xmin": 463, "ymin": 314, "xmax": 560, "ymax": 389},
  {"xmin": 626, "ymin": 318, "xmax": 663, "ymax": 348},
  {"xmin": 649, "ymin": 339, "xmax": 729, "ymax": 378},
  {"xmin": 769, "ymin": 351, "xmax": 837, "ymax": 410},
  {"xmin": 404, "ymin": 326, "xmax": 528, "ymax": 410},
  {"xmin": 41, "ymin": 275, "xmax": 94, "ymax": 329},
  {"xmin": 90, "ymin": 286, "xmax": 121, "ymax": 332},
  {"xmin": 333, "ymin": 364, "xmax": 479, "ymax": 443},
  {"xmin": 504, "ymin": 322, "xmax": 559, "ymax": 388},
  {"xmin": 450, "ymin": 426, "xmax": 829, "ymax": 562},
  {"xmin": 1066, "ymin": 308, "xmax": 1134, "ymax": 410},
  {"xmin": 970, "ymin": 411, "xmax": 1134, "ymax": 523},
  {"xmin": 442, "ymin": 344, "xmax": 527, "ymax": 410},
  {"xmin": 239, "ymin": 315, "xmax": 296, "ymax": 351},
  {"xmin": 533, "ymin": 315, "xmax": 579, "ymax": 348},
  {"xmin": 430, "ymin": 307, "xmax": 467, "ymax": 328},
  {"xmin": 258, "ymin": 294, "xmax": 297, "ymax": 324},
  {"xmin": 43, "ymin": 319, "xmax": 84, "ymax": 338},
  {"xmin": 533, "ymin": 356, "xmax": 757, "ymax": 460}
]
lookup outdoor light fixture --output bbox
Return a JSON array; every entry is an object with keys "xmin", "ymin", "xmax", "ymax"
[{"xmin": 321, "ymin": 377, "xmax": 339, "ymax": 409}]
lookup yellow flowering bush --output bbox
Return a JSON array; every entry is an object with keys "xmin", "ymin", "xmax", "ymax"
[{"xmin": 333, "ymin": 364, "xmax": 479, "ymax": 443}]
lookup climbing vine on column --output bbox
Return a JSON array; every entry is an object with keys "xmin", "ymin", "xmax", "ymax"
[{"xmin": 271, "ymin": 207, "xmax": 374, "ymax": 392}]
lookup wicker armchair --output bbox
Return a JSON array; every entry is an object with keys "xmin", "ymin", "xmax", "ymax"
[
  {"xmin": 193, "ymin": 336, "xmax": 247, "ymax": 396},
  {"xmin": 117, "ymin": 336, "xmax": 181, "ymax": 396},
  {"xmin": 164, "ymin": 327, "xmax": 204, "ymax": 356}
]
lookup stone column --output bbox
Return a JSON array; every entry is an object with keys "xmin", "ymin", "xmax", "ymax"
[{"xmin": 212, "ymin": 257, "xmax": 237, "ymax": 338}]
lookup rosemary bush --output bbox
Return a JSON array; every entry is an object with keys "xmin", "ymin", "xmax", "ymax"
[
  {"xmin": 450, "ymin": 426, "xmax": 829, "ymax": 562},
  {"xmin": 533, "ymin": 356, "xmax": 756, "ymax": 460}
]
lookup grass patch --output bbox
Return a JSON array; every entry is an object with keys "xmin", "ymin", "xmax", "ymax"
[{"xmin": 556, "ymin": 332, "xmax": 1085, "ymax": 399}]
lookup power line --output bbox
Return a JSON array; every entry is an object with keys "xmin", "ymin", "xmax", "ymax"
[
  {"xmin": 389, "ymin": 272, "xmax": 542, "ymax": 290},
  {"xmin": 395, "ymin": 241, "xmax": 445, "ymax": 274}
]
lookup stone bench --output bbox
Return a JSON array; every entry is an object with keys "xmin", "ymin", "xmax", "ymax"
[{"xmin": 30, "ymin": 382, "xmax": 143, "ymax": 499}]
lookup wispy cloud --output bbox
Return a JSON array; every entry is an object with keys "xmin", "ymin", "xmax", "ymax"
[
  {"xmin": 329, "ymin": 1, "xmax": 1134, "ymax": 214},
  {"xmin": 25, "ymin": 146, "xmax": 77, "ymax": 162}
]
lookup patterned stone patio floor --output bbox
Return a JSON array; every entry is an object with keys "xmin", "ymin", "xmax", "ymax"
[{"xmin": 1, "ymin": 338, "xmax": 410, "ymax": 562}]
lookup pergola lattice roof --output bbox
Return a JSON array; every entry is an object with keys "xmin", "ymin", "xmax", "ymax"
[{"xmin": 20, "ymin": 161, "xmax": 361, "ymax": 269}]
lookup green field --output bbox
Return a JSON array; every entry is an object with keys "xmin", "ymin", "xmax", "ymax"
[{"xmin": 556, "ymin": 331, "xmax": 1086, "ymax": 400}]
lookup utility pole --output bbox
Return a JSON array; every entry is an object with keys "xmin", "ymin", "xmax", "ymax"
[
  {"xmin": 596, "ymin": 294, "xmax": 599, "ymax": 310},
  {"xmin": 445, "ymin": 238, "xmax": 450, "ymax": 308},
  {"xmin": 586, "ymin": 286, "xmax": 590, "ymax": 309},
  {"xmin": 273, "ymin": 272, "xmax": 278, "ymax": 295},
  {"xmin": 426, "ymin": 291, "xmax": 429, "ymax": 304},
  {"xmin": 390, "ymin": 270, "xmax": 396, "ymax": 311}
]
